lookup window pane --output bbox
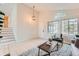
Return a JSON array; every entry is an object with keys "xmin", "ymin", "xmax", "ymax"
[
  {"xmin": 48, "ymin": 18, "xmax": 78, "ymax": 37},
  {"xmin": 62, "ymin": 20, "xmax": 68, "ymax": 35},
  {"xmin": 62, "ymin": 18, "xmax": 77, "ymax": 35},
  {"xmin": 48, "ymin": 21, "xmax": 59, "ymax": 36},
  {"xmin": 69, "ymin": 18, "xmax": 77, "ymax": 35}
]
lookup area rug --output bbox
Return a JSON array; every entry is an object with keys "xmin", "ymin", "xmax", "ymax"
[{"xmin": 20, "ymin": 44, "xmax": 72, "ymax": 56}]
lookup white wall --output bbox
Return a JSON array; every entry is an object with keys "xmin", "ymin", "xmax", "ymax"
[{"xmin": 16, "ymin": 4, "xmax": 39, "ymax": 42}]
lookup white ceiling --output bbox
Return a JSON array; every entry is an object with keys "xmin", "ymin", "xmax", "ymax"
[{"xmin": 26, "ymin": 3, "xmax": 79, "ymax": 12}]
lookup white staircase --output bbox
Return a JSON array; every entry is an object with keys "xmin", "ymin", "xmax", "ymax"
[
  {"xmin": 0, "ymin": 27, "xmax": 15, "ymax": 44},
  {"xmin": 0, "ymin": 27, "xmax": 15, "ymax": 55}
]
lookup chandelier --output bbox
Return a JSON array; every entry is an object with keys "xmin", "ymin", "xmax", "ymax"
[{"xmin": 32, "ymin": 5, "xmax": 36, "ymax": 21}]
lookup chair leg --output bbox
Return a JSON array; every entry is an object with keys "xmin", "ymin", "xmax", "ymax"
[
  {"xmin": 49, "ymin": 53, "xmax": 50, "ymax": 56},
  {"xmin": 38, "ymin": 48, "xmax": 40, "ymax": 56},
  {"xmin": 57, "ymin": 43, "xmax": 59, "ymax": 51}
]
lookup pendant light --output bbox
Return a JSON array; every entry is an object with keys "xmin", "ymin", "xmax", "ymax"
[{"xmin": 32, "ymin": 5, "xmax": 36, "ymax": 21}]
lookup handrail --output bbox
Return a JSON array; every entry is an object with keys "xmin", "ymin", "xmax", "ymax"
[{"xmin": 0, "ymin": 11, "xmax": 5, "ymax": 15}]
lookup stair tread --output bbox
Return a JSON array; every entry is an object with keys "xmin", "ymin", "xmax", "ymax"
[{"xmin": 0, "ymin": 27, "xmax": 15, "ymax": 44}]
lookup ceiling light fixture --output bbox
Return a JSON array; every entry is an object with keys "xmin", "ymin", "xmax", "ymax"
[{"xmin": 32, "ymin": 5, "xmax": 36, "ymax": 21}]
